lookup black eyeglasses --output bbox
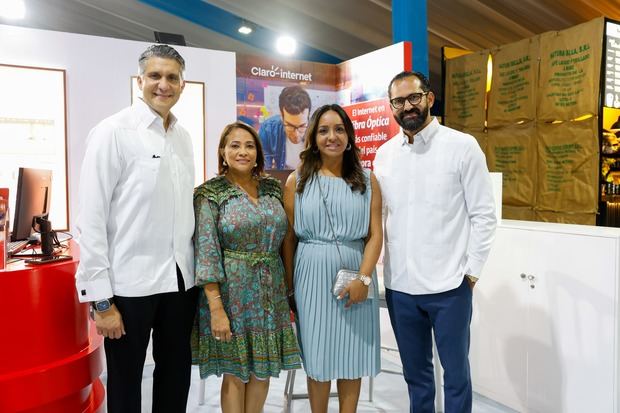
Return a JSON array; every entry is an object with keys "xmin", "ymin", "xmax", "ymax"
[
  {"xmin": 390, "ymin": 92, "xmax": 429, "ymax": 109},
  {"xmin": 283, "ymin": 122, "xmax": 308, "ymax": 133}
]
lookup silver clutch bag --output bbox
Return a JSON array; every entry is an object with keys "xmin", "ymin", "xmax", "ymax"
[{"xmin": 332, "ymin": 269, "xmax": 375, "ymax": 297}]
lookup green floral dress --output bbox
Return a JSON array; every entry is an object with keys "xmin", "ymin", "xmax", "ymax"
[{"xmin": 191, "ymin": 175, "xmax": 301, "ymax": 381}]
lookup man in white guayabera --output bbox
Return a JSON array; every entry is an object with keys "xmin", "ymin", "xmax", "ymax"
[
  {"xmin": 374, "ymin": 70, "xmax": 496, "ymax": 413},
  {"xmin": 75, "ymin": 44, "xmax": 198, "ymax": 413}
]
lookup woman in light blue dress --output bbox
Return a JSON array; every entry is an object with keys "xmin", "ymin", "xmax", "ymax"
[{"xmin": 282, "ymin": 104, "xmax": 382, "ymax": 413}]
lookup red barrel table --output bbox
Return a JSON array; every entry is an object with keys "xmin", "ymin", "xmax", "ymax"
[{"xmin": 0, "ymin": 241, "xmax": 104, "ymax": 412}]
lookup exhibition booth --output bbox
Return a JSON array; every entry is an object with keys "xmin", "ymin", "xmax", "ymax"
[
  {"xmin": 2, "ymin": 14, "xmax": 620, "ymax": 413},
  {"xmin": 0, "ymin": 23, "xmax": 408, "ymax": 412}
]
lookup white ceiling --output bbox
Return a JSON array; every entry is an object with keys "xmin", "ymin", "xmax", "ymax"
[{"xmin": 2, "ymin": 0, "xmax": 620, "ymax": 96}]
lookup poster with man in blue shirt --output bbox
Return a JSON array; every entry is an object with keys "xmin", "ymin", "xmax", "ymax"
[{"xmin": 259, "ymin": 85, "xmax": 311, "ymax": 170}]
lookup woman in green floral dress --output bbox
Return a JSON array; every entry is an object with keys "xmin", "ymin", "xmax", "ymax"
[{"xmin": 192, "ymin": 121, "xmax": 301, "ymax": 412}]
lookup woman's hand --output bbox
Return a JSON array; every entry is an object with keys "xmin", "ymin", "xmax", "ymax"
[
  {"xmin": 210, "ymin": 308, "xmax": 232, "ymax": 342},
  {"xmin": 340, "ymin": 279, "xmax": 369, "ymax": 308}
]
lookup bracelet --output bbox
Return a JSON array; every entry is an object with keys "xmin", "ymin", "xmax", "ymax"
[
  {"xmin": 287, "ymin": 290, "xmax": 295, "ymax": 298},
  {"xmin": 208, "ymin": 295, "xmax": 222, "ymax": 304}
]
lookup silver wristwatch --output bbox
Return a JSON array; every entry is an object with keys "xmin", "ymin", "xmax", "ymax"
[
  {"xmin": 92, "ymin": 298, "xmax": 114, "ymax": 312},
  {"xmin": 357, "ymin": 274, "xmax": 372, "ymax": 286}
]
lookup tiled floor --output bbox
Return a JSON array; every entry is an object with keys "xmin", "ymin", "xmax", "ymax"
[{"xmin": 101, "ymin": 355, "xmax": 518, "ymax": 412}]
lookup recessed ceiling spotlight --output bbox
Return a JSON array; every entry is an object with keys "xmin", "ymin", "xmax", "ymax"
[
  {"xmin": 238, "ymin": 21, "xmax": 253, "ymax": 35},
  {"xmin": 238, "ymin": 25, "xmax": 252, "ymax": 35},
  {"xmin": 0, "ymin": 0, "xmax": 26, "ymax": 19},
  {"xmin": 276, "ymin": 35, "xmax": 296, "ymax": 56}
]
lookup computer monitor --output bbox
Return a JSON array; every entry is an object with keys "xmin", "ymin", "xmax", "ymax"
[{"xmin": 11, "ymin": 168, "xmax": 52, "ymax": 241}]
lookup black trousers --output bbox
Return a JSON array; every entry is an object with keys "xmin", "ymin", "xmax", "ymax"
[{"xmin": 104, "ymin": 266, "xmax": 199, "ymax": 413}]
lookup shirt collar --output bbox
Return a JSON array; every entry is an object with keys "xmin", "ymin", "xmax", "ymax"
[
  {"xmin": 400, "ymin": 117, "xmax": 439, "ymax": 146},
  {"xmin": 133, "ymin": 98, "xmax": 178, "ymax": 130}
]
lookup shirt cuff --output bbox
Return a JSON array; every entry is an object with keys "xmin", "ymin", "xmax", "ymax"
[
  {"xmin": 464, "ymin": 256, "xmax": 485, "ymax": 280},
  {"xmin": 75, "ymin": 277, "xmax": 114, "ymax": 303}
]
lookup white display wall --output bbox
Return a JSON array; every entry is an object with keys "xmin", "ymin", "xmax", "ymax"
[{"xmin": 0, "ymin": 24, "xmax": 237, "ymax": 232}]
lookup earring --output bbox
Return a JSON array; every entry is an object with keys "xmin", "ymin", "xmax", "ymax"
[
  {"xmin": 312, "ymin": 148, "xmax": 319, "ymax": 154},
  {"xmin": 223, "ymin": 160, "xmax": 228, "ymax": 166},
  {"xmin": 254, "ymin": 163, "xmax": 258, "ymax": 167},
  {"xmin": 346, "ymin": 143, "xmax": 352, "ymax": 151}
]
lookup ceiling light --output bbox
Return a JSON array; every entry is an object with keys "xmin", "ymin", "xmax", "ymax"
[
  {"xmin": 0, "ymin": 0, "xmax": 26, "ymax": 19},
  {"xmin": 238, "ymin": 20, "xmax": 253, "ymax": 35},
  {"xmin": 276, "ymin": 35, "xmax": 296, "ymax": 56},
  {"xmin": 238, "ymin": 25, "xmax": 252, "ymax": 35}
]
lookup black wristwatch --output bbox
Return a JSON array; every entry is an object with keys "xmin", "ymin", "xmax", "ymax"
[{"xmin": 91, "ymin": 298, "xmax": 114, "ymax": 313}]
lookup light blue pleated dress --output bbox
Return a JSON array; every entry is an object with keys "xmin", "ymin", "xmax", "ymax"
[{"xmin": 294, "ymin": 170, "xmax": 380, "ymax": 381}]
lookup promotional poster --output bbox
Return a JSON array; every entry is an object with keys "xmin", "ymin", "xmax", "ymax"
[{"xmin": 236, "ymin": 43, "xmax": 410, "ymax": 171}]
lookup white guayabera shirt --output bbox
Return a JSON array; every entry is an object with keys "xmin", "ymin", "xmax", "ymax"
[
  {"xmin": 374, "ymin": 118, "xmax": 496, "ymax": 295},
  {"xmin": 75, "ymin": 98, "xmax": 195, "ymax": 302}
]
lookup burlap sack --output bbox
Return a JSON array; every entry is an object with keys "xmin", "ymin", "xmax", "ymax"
[
  {"xmin": 537, "ymin": 18, "xmax": 604, "ymax": 121},
  {"xmin": 488, "ymin": 37, "xmax": 539, "ymax": 127},
  {"xmin": 502, "ymin": 205, "xmax": 536, "ymax": 222},
  {"xmin": 487, "ymin": 122, "xmax": 537, "ymax": 207},
  {"xmin": 536, "ymin": 117, "xmax": 599, "ymax": 212},
  {"xmin": 534, "ymin": 210, "xmax": 596, "ymax": 225},
  {"xmin": 445, "ymin": 51, "xmax": 488, "ymax": 129}
]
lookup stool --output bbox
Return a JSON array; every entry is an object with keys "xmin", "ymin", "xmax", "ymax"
[{"xmin": 198, "ymin": 377, "xmax": 207, "ymax": 406}]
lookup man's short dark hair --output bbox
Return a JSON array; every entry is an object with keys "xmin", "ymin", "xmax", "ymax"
[
  {"xmin": 279, "ymin": 86, "xmax": 311, "ymax": 115},
  {"xmin": 138, "ymin": 44, "xmax": 185, "ymax": 77},
  {"xmin": 388, "ymin": 71, "xmax": 431, "ymax": 98}
]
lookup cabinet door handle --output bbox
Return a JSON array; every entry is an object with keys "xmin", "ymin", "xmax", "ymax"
[{"xmin": 527, "ymin": 274, "xmax": 536, "ymax": 289}]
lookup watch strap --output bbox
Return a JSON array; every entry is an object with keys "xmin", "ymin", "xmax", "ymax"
[{"xmin": 92, "ymin": 298, "xmax": 114, "ymax": 312}]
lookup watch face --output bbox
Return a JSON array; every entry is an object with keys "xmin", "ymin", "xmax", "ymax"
[{"xmin": 95, "ymin": 299, "xmax": 111, "ymax": 312}]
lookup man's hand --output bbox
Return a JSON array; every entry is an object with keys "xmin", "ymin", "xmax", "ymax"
[
  {"xmin": 94, "ymin": 304, "xmax": 125, "ymax": 339},
  {"xmin": 465, "ymin": 274, "xmax": 478, "ymax": 290}
]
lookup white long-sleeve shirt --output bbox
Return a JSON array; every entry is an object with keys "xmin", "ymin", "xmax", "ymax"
[
  {"xmin": 75, "ymin": 98, "xmax": 195, "ymax": 301},
  {"xmin": 374, "ymin": 118, "xmax": 496, "ymax": 295}
]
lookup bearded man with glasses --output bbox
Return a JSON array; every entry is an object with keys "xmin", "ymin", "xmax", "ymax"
[{"xmin": 373, "ymin": 71, "xmax": 497, "ymax": 413}]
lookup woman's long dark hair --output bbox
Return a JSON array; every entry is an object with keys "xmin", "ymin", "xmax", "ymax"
[{"xmin": 296, "ymin": 104, "xmax": 366, "ymax": 194}]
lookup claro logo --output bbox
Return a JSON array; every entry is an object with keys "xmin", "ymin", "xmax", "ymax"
[{"xmin": 250, "ymin": 65, "xmax": 313, "ymax": 81}]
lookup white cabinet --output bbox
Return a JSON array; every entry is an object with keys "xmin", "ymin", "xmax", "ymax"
[{"xmin": 471, "ymin": 220, "xmax": 620, "ymax": 412}]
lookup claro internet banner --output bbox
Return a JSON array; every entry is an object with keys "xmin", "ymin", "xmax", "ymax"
[{"xmin": 235, "ymin": 43, "xmax": 411, "ymax": 171}]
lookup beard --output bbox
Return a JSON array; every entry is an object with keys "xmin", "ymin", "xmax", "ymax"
[{"xmin": 395, "ymin": 104, "xmax": 429, "ymax": 132}]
